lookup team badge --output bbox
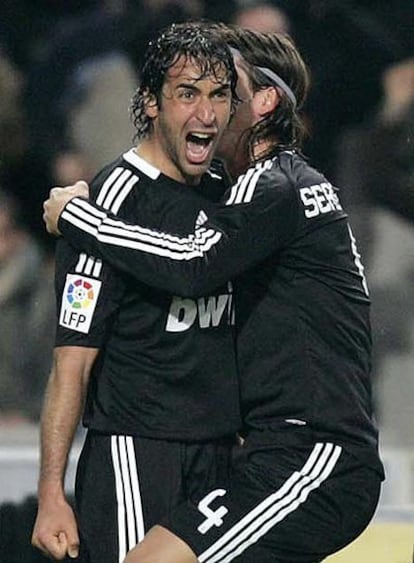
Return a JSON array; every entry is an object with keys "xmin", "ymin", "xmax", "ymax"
[{"xmin": 59, "ymin": 274, "xmax": 102, "ymax": 334}]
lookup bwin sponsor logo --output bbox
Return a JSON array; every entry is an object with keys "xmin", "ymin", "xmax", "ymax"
[{"xmin": 166, "ymin": 283, "xmax": 234, "ymax": 332}]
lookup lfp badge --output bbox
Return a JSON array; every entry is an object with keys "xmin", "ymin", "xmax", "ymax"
[
  {"xmin": 59, "ymin": 274, "xmax": 102, "ymax": 333},
  {"xmin": 67, "ymin": 278, "xmax": 95, "ymax": 308}
]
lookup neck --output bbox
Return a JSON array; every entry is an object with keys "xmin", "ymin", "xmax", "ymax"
[
  {"xmin": 225, "ymin": 135, "xmax": 275, "ymax": 180},
  {"xmin": 135, "ymin": 140, "xmax": 201, "ymax": 186},
  {"xmin": 134, "ymin": 139, "xmax": 165, "ymax": 172},
  {"xmin": 252, "ymin": 137, "xmax": 276, "ymax": 162},
  {"xmin": 225, "ymin": 156, "xmax": 248, "ymax": 182}
]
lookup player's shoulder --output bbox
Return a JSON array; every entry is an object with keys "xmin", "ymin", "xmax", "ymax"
[
  {"xmin": 234, "ymin": 152, "xmax": 295, "ymax": 197},
  {"xmin": 278, "ymin": 151, "xmax": 327, "ymax": 188},
  {"xmin": 278, "ymin": 152, "xmax": 345, "ymax": 221},
  {"xmin": 236, "ymin": 151, "xmax": 333, "ymax": 207},
  {"xmin": 89, "ymin": 148, "xmax": 156, "ymax": 200}
]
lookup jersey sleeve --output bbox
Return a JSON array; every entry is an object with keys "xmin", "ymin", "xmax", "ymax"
[
  {"xmin": 58, "ymin": 161, "xmax": 298, "ymax": 297},
  {"xmin": 54, "ymin": 230, "xmax": 126, "ymax": 348}
]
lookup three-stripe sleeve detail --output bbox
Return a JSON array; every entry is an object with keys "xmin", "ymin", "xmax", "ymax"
[
  {"xmin": 63, "ymin": 198, "xmax": 223, "ymax": 260},
  {"xmin": 225, "ymin": 160, "xmax": 273, "ymax": 205},
  {"xmin": 61, "ymin": 160, "xmax": 274, "ymax": 263},
  {"xmin": 111, "ymin": 436, "xmax": 145, "ymax": 563},
  {"xmin": 198, "ymin": 442, "xmax": 342, "ymax": 563},
  {"xmin": 70, "ymin": 167, "xmax": 138, "ymax": 276}
]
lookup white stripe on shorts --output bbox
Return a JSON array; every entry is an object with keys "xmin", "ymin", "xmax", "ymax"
[
  {"xmin": 198, "ymin": 442, "xmax": 342, "ymax": 563},
  {"xmin": 111, "ymin": 435, "xmax": 145, "ymax": 563}
]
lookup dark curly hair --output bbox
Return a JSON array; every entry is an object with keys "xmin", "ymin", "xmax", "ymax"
[
  {"xmin": 130, "ymin": 21, "xmax": 238, "ymax": 141},
  {"xmin": 221, "ymin": 25, "xmax": 311, "ymax": 161}
]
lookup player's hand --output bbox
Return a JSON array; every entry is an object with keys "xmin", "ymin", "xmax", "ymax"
[
  {"xmin": 43, "ymin": 180, "xmax": 89, "ymax": 236},
  {"xmin": 31, "ymin": 498, "xmax": 80, "ymax": 560}
]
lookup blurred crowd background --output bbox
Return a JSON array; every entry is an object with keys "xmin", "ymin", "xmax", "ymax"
[{"xmin": 0, "ymin": 0, "xmax": 413, "ymax": 446}]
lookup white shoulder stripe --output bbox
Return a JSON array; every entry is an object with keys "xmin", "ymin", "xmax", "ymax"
[
  {"xmin": 198, "ymin": 442, "xmax": 342, "ymax": 562},
  {"xmin": 234, "ymin": 168, "xmax": 257, "ymax": 204},
  {"xmin": 111, "ymin": 175, "xmax": 139, "ymax": 214},
  {"xmin": 99, "ymin": 169, "xmax": 132, "ymax": 209},
  {"xmin": 226, "ymin": 168, "xmax": 255, "ymax": 205},
  {"xmin": 72, "ymin": 166, "xmax": 138, "ymax": 276},
  {"xmin": 96, "ymin": 167, "xmax": 124, "ymax": 206},
  {"xmin": 244, "ymin": 160, "xmax": 273, "ymax": 203},
  {"xmin": 225, "ymin": 160, "xmax": 273, "ymax": 205}
]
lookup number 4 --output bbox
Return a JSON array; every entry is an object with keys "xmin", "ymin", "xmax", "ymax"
[{"xmin": 197, "ymin": 489, "xmax": 229, "ymax": 534}]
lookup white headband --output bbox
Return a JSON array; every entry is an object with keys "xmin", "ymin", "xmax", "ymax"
[{"xmin": 230, "ymin": 47, "xmax": 297, "ymax": 108}]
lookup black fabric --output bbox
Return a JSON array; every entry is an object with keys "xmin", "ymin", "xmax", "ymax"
[
  {"xmin": 59, "ymin": 151, "xmax": 383, "ymax": 476},
  {"xmin": 75, "ymin": 431, "xmax": 235, "ymax": 563},
  {"xmin": 54, "ymin": 151, "xmax": 240, "ymax": 440},
  {"xmin": 163, "ymin": 443, "xmax": 382, "ymax": 562}
]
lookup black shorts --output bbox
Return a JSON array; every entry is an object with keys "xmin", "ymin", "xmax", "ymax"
[
  {"xmin": 163, "ymin": 441, "xmax": 382, "ymax": 563},
  {"xmin": 74, "ymin": 430, "xmax": 235, "ymax": 563}
]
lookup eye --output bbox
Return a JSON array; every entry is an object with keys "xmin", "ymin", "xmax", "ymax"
[
  {"xmin": 179, "ymin": 88, "xmax": 196, "ymax": 100},
  {"xmin": 213, "ymin": 89, "xmax": 231, "ymax": 101}
]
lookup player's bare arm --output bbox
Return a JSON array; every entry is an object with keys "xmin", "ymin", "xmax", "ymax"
[
  {"xmin": 43, "ymin": 180, "xmax": 89, "ymax": 236},
  {"xmin": 31, "ymin": 346, "xmax": 98, "ymax": 560}
]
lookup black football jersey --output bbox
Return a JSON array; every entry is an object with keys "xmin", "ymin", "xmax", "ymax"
[
  {"xmin": 54, "ymin": 149, "xmax": 240, "ymax": 440},
  {"xmin": 58, "ymin": 151, "xmax": 383, "ymax": 474}
]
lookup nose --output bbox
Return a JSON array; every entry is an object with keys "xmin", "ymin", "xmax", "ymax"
[{"xmin": 195, "ymin": 97, "xmax": 216, "ymax": 126}]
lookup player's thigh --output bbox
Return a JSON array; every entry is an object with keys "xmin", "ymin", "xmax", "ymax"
[
  {"xmin": 234, "ymin": 465, "xmax": 381, "ymax": 562},
  {"xmin": 162, "ymin": 443, "xmax": 382, "ymax": 563},
  {"xmin": 124, "ymin": 525, "xmax": 197, "ymax": 563}
]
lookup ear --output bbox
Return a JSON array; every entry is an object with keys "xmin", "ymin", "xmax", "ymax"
[
  {"xmin": 254, "ymin": 87, "xmax": 281, "ymax": 117},
  {"xmin": 144, "ymin": 92, "xmax": 159, "ymax": 119}
]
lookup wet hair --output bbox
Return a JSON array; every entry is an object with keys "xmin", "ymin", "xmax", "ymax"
[
  {"xmin": 130, "ymin": 21, "xmax": 238, "ymax": 141},
  {"xmin": 222, "ymin": 25, "xmax": 311, "ymax": 160}
]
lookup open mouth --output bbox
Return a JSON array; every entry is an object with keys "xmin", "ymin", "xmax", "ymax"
[{"xmin": 185, "ymin": 132, "xmax": 215, "ymax": 164}]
